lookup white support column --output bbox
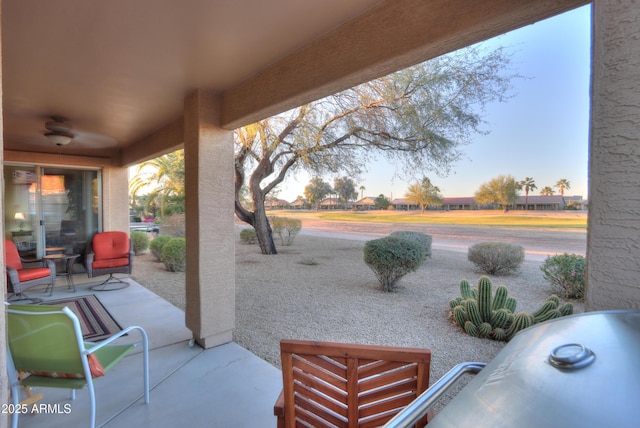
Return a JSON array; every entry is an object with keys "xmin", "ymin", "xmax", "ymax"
[
  {"xmin": 184, "ymin": 89, "xmax": 235, "ymax": 347},
  {"xmin": 587, "ymin": 1, "xmax": 640, "ymax": 310}
]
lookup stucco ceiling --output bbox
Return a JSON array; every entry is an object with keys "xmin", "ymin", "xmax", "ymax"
[
  {"xmin": 2, "ymin": 0, "xmax": 384, "ymax": 156},
  {"xmin": 2, "ymin": 0, "xmax": 588, "ymax": 160}
]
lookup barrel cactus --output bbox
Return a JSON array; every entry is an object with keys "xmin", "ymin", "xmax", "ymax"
[{"xmin": 449, "ymin": 276, "xmax": 575, "ymax": 342}]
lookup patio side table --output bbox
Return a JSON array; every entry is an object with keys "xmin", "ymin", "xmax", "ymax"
[{"xmin": 42, "ymin": 253, "xmax": 80, "ymax": 295}]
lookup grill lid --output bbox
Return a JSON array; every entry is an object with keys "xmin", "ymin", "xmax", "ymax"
[{"xmin": 427, "ymin": 311, "xmax": 640, "ymax": 428}]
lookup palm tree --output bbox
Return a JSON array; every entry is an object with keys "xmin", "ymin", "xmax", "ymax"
[
  {"xmin": 540, "ymin": 186, "xmax": 555, "ymax": 196},
  {"xmin": 129, "ymin": 150, "xmax": 185, "ymax": 218},
  {"xmin": 518, "ymin": 177, "xmax": 537, "ymax": 210},
  {"xmin": 555, "ymin": 179, "xmax": 571, "ymax": 196},
  {"xmin": 359, "ymin": 185, "xmax": 366, "ymax": 200}
]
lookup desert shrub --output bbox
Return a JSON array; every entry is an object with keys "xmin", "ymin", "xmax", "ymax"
[
  {"xmin": 160, "ymin": 213, "xmax": 185, "ymax": 237},
  {"xmin": 162, "ymin": 237, "xmax": 186, "ymax": 272},
  {"xmin": 389, "ymin": 231, "xmax": 432, "ymax": 258},
  {"xmin": 130, "ymin": 231, "xmax": 149, "ymax": 255},
  {"xmin": 239, "ymin": 228, "xmax": 258, "ymax": 244},
  {"xmin": 270, "ymin": 216, "xmax": 302, "ymax": 246},
  {"xmin": 540, "ymin": 253, "xmax": 586, "ymax": 299},
  {"xmin": 467, "ymin": 242, "xmax": 524, "ymax": 275},
  {"xmin": 149, "ymin": 235, "xmax": 172, "ymax": 261},
  {"xmin": 363, "ymin": 236, "xmax": 425, "ymax": 292}
]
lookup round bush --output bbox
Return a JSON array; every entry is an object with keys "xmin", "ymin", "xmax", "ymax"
[
  {"xmin": 540, "ymin": 253, "xmax": 586, "ymax": 299},
  {"xmin": 467, "ymin": 242, "xmax": 524, "ymax": 275},
  {"xmin": 270, "ymin": 216, "xmax": 302, "ymax": 246},
  {"xmin": 149, "ymin": 235, "xmax": 172, "ymax": 261},
  {"xmin": 389, "ymin": 231, "xmax": 432, "ymax": 258},
  {"xmin": 364, "ymin": 236, "xmax": 426, "ymax": 292},
  {"xmin": 130, "ymin": 231, "xmax": 149, "ymax": 255},
  {"xmin": 239, "ymin": 228, "xmax": 258, "ymax": 244},
  {"xmin": 162, "ymin": 237, "xmax": 186, "ymax": 272}
]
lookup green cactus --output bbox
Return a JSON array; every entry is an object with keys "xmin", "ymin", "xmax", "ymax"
[
  {"xmin": 449, "ymin": 278, "xmax": 575, "ymax": 343},
  {"xmin": 477, "ymin": 276, "xmax": 492, "ymax": 323},
  {"xmin": 505, "ymin": 296, "xmax": 518, "ymax": 313},
  {"xmin": 506, "ymin": 312, "xmax": 533, "ymax": 340},
  {"xmin": 464, "ymin": 321, "xmax": 479, "ymax": 337},
  {"xmin": 460, "ymin": 279, "xmax": 473, "ymax": 299},
  {"xmin": 466, "ymin": 300, "xmax": 483, "ymax": 326},
  {"xmin": 453, "ymin": 305, "xmax": 467, "ymax": 328},
  {"xmin": 490, "ymin": 308, "xmax": 510, "ymax": 329},
  {"xmin": 532, "ymin": 300, "xmax": 558, "ymax": 322},
  {"xmin": 478, "ymin": 322, "xmax": 492, "ymax": 337},
  {"xmin": 546, "ymin": 294, "xmax": 561, "ymax": 306},
  {"xmin": 492, "ymin": 327, "xmax": 507, "ymax": 341},
  {"xmin": 535, "ymin": 309, "xmax": 562, "ymax": 323},
  {"xmin": 558, "ymin": 302, "xmax": 574, "ymax": 316},
  {"xmin": 492, "ymin": 285, "xmax": 509, "ymax": 311}
]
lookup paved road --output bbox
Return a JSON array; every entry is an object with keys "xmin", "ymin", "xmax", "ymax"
[{"xmin": 296, "ymin": 220, "xmax": 586, "ymax": 262}]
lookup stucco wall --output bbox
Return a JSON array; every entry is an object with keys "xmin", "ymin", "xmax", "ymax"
[
  {"xmin": 587, "ymin": 1, "xmax": 640, "ymax": 310},
  {"xmin": 101, "ymin": 165, "xmax": 130, "ymax": 233}
]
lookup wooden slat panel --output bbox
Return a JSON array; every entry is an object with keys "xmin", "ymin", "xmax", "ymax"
[
  {"xmin": 358, "ymin": 378, "xmax": 417, "ymax": 406},
  {"xmin": 279, "ymin": 340, "xmax": 431, "ymax": 428},
  {"xmin": 295, "ymin": 393, "xmax": 347, "ymax": 427},
  {"xmin": 359, "ymin": 393, "xmax": 416, "ymax": 419},
  {"xmin": 359, "ymin": 409, "xmax": 399, "ymax": 428},
  {"xmin": 298, "ymin": 353, "xmax": 348, "ymax": 378},
  {"xmin": 293, "ymin": 358, "xmax": 347, "ymax": 391},
  {"xmin": 359, "ymin": 365, "xmax": 418, "ymax": 393},
  {"xmin": 293, "ymin": 381, "xmax": 348, "ymax": 417},
  {"xmin": 358, "ymin": 360, "xmax": 412, "ymax": 379},
  {"xmin": 294, "ymin": 370, "xmax": 347, "ymax": 404},
  {"xmin": 296, "ymin": 406, "xmax": 344, "ymax": 428}
]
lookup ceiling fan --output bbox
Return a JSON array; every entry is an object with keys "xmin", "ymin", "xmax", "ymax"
[{"xmin": 43, "ymin": 116, "xmax": 74, "ymax": 146}]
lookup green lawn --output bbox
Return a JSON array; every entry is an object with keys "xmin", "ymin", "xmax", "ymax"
[{"xmin": 271, "ymin": 210, "xmax": 588, "ymax": 229}]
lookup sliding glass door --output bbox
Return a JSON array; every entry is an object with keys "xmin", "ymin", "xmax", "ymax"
[{"xmin": 4, "ymin": 165, "xmax": 101, "ymax": 260}]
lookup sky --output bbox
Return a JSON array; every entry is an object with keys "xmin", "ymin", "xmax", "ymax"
[{"xmin": 274, "ymin": 5, "xmax": 591, "ymax": 202}]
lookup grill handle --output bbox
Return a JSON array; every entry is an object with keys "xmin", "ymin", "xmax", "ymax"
[{"xmin": 384, "ymin": 361, "xmax": 487, "ymax": 428}]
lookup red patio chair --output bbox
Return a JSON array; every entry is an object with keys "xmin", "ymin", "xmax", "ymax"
[
  {"xmin": 85, "ymin": 231, "xmax": 134, "ymax": 290},
  {"xmin": 5, "ymin": 239, "xmax": 56, "ymax": 303}
]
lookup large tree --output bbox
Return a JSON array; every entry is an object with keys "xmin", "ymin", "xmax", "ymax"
[
  {"xmin": 234, "ymin": 45, "xmax": 514, "ymax": 254},
  {"xmin": 334, "ymin": 177, "xmax": 358, "ymax": 207},
  {"xmin": 304, "ymin": 177, "xmax": 333, "ymax": 210},
  {"xmin": 405, "ymin": 177, "xmax": 444, "ymax": 214},
  {"xmin": 474, "ymin": 174, "xmax": 519, "ymax": 212}
]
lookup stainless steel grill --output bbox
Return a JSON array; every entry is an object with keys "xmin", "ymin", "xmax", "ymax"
[{"xmin": 386, "ymin": 310, "xmax": 640, "ymax": 428}]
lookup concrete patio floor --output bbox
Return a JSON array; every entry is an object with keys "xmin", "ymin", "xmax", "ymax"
[{"xmin": 9, "ymin": 275, "xmax": 282, "ymax": 428}]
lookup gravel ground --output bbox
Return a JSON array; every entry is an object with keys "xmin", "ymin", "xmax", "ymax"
[{"xmin": 131, "ymin": 231, "xmax": 584, "ymax": 411}]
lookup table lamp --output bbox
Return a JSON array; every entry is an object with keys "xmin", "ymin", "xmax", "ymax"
[{"xmin": 14, "ymin": 212, "xmax": 25, "ymax": 230}]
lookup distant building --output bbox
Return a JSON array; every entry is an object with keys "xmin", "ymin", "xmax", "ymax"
[
  {"xmin": 289, "ymin": 198, "xmax": 306, "ymax": 209},
  {"xmin": 264, "ymin": 199, "xmax": 290, "ymax": 210},
  {"xmin": 319, "ymin": 197, "xmax": 343, "ymax": 209},
  {"xmin": 442, "ymin": 197, "xmax": 476, "ymax": 210},
  {"xmin": 353, "ymin": 196, "xmax": 377, "ymax": 210},
  {"xmin": 390, "ymin": 198, "xmax": 419, "ymax": 211},
  {"xmin": 514, "ymin": 195, "xmax": 566, "ymax": 210}
]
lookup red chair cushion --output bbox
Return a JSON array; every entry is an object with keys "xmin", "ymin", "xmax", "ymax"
[
  {"xmin": 93, "ymin": 232, "xmax": 130, "ymax": 261},
  {"xmin": 17, "ymin": 268, "xmax": 51, "ymax": 281},
  {"xmin": 30, "ymin": 353, "xmax": 105, "ymax": 379},
  {"xmin": 92, "ymin": 257, "xmax": 130, "ymax": 269},
  {"xmin": 4, "ymin": 239, "xmax": 23, "ymax": 270}
]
